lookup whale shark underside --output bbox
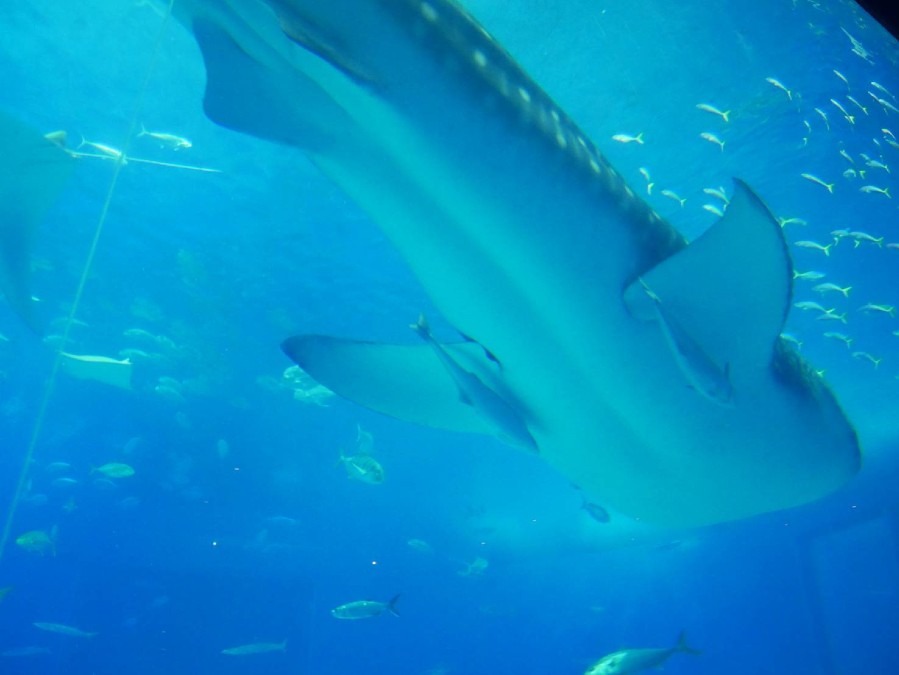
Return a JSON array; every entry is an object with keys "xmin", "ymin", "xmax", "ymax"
[{"xmin": 176, "ymin": 0, "xmax": 860, "ymax": 527}]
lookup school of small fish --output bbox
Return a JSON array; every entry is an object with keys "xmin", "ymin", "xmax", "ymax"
[{"xmin": 616, "ymin": 18, "xmax": 898, "ymax": 383}]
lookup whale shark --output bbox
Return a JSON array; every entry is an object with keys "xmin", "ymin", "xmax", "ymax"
[{"xmin": 174, "ymin": 0, "xmax": 860, "ymax": 526}]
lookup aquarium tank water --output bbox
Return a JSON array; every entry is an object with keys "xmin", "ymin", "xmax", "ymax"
[{"xmin": 0, "ymin": 1, "xmax": 897, "ymax": 674}]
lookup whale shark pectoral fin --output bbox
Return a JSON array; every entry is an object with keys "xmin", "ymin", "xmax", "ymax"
[
  {"xmin": 192, "ymin": 16, "xmax": 352, "ymax": 151},
  {"xmin": 281, "ymin": 335, "xmax": 499, "ymax": 435},
  {"xmin": 624, "ymin": 179, "xmax": 792, "ymax": 378}
]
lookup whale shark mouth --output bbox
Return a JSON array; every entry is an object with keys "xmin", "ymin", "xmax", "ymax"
[{"xmin": 174, "ymin": 0, "xmax": 859, "ymax": 527}]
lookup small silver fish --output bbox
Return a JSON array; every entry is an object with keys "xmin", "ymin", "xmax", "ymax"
[
  {"xmin": 586, "ymin": 632, "xmax": 700, "ymax": 675},
  {"xmin": 331, "ymin": 596, "xmax": 400, "ymax": 620},
  {"xmin": 813, "ymin": 283, "xmax": 851, "ymax": 297},
  {"xmin": 660, "ymin": 189, "xmax": 686, "ymax": 207},
  {"xmin": 858, "ymin": 303, "xmax": 896, "ymax": 317},
  {"xmin": 859, "ymin": 185, "xmax": 891, "ymax": 198},
  {"xmin": 702, "ymin": 187, "xmax": 729, "ymax": 204},
  {"xmin": 695, "ymin": 103, "xmax": 730, "ymax": 122},
  {"xmin": 33, "ymin": 622, "xmax": 96, "ymax": 638},
  {"xmin": 800, "ymin": 173, "xmax": 834, "ymax": 193},
  {"xmin": 824, "ymin": 332, "xmax": 853, "ymax": 349},
  {"xmin": 221, "ymin": 640, "xmax": 287, "ymax": 656},
  {"xmin": 794, "ymin": 240, "xmax": 832, "ymax": 256},
  {"xmin": 794, "ymin": 301, "xmax": 830, "ymax": 314},
  {"xmin": 611, "ymin": 133, "xmax": 644, "ymax": 144},
  {"xmin": 138, "ymin": 124, "xmax": 192, "ymax": 149},
  {"xmin": 765, "ymin": 77, "xmax": 792, "ymax": 100},
  {"xmin": 793, "ymin": 270, "xmax": 826, "ymax": 281},
  {"xmin": 852, "ymin": 351, "xmax": 881, "ymax": 368},
  {"xmin": 699, "ymin": 132, "xmax": 724, "ymax": 151}
]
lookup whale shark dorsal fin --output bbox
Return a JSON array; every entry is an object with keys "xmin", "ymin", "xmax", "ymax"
[
  {"xmin": 624, "ymin": 179, "xmax": 792, "ymax": 380},
  {"xmin": 281, "ymin": 335, "xmax": 503, "ymax": 436}
]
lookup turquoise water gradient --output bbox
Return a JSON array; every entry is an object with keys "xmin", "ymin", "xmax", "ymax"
[{"xmin": 0, "ymin": 1, "xmax": 897, "ymax": 673}]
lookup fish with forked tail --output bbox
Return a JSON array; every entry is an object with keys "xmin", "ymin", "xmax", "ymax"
[
  {"xmin": 586, "ymin": 632, "xmax": 700, "ymax": 674},
  {"xmin": 331, "ymin": 595, "xmax": 400, "ymax": 619}
]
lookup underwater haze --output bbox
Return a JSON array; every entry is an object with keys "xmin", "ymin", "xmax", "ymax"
[{"xmin": 1, "ymin": 1, "xmax": 898, "ymax": 674}]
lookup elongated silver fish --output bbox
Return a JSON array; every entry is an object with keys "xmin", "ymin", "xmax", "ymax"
[
  {"xmin": 172, "ymin": 0, "xmax": 859, "ymax": 526},
  {"xmin": 33, "ymin": 622, "xmax": 96, "ymax": 638},
  {"xmin": 586, "ymin": 632, "xmax": 700, "ymax": 674},
  {"xmin": 221, "ymin": 639, "xmax": 287, "ymax": 655},
  {"xmin": 331, "ymin": 595, "xmax": 400, "ymax": 620}
]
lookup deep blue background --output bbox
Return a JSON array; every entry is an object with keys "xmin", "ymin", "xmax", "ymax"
[{"xmin": 1, "ymin": 1, "xmax": 898, "ymax": 673}]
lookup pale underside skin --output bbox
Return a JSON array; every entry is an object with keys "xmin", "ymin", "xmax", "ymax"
[{"xmin": 176, "ymin": 0, "xmax": 860, "ymax": 527}]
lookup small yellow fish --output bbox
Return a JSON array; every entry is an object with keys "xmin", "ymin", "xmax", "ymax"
[
  {"xmin": 15, "ymin": 526, "xmax": 57, "ymax": 556},
  {"xmin": 93, "ymin": 462, "xmax": 135, "ymax": 479}
]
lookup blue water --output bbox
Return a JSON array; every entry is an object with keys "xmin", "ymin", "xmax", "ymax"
[{"xmin": 1, "ymin": 0, "xmax": 898, "ymax": 673}]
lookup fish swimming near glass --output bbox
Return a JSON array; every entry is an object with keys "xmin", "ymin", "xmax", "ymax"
[
  {"xmin": 221, "ymin": 639, "xmax": 287, "ymax": 655},
  {"xmin": 170, "ymin": 0, "xmax": 860, "ymax": 527},
  {"xmin": 585, "ymin": 632, "xmax": 700, "ymax": 674},
  {"xmin": 331, "ymin": 595, "xmax": 401, "ymax": 620},
  {"xmin": 32, "ymin": 622, "xmax": 97, "ymax": 638}
]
